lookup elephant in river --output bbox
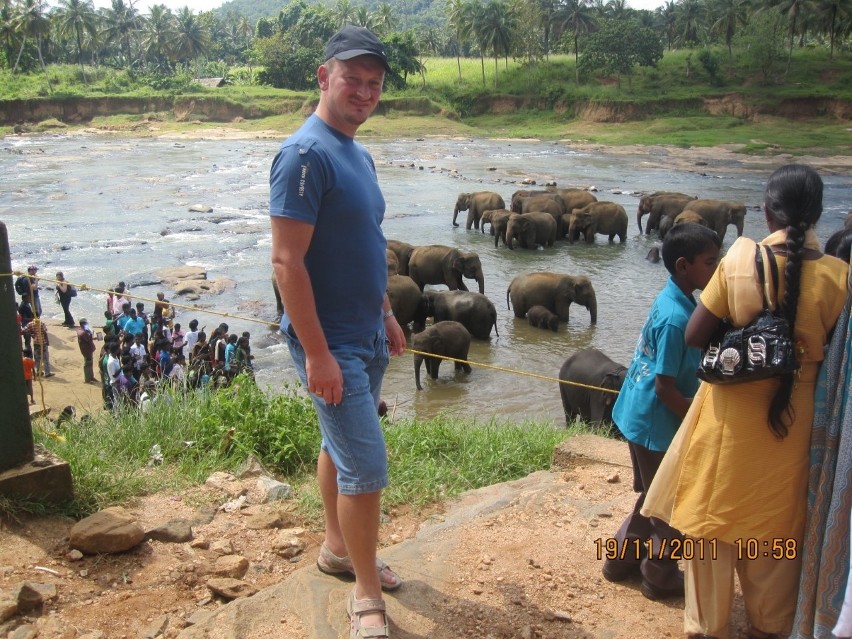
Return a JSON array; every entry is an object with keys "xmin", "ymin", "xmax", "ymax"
[
  {"xmin": 505, "ymin": 212, "xmax": 557, "ymax": 250},
  {"xmin": 511, "ymin": 193, "xmax": 565, "ymax": 216},
  {"xmin": 551, "ymin": 188, "xmax": 597, "ymax": 214},
  {"xmin": 637, "ymin": 192, "xmax": 697, "ymax": 235},
  {"xmin": 682, "ymin": 198, "xmax": 747, "ymax": 241},
  {"xmin": 658, "ymin": 210, "xmax": 711, "ymax": 240},
  {"xmin": 453, "ymin": 191, "xmax": 505, "ymax": 230},
  {"xmin": 480, "ymin": 209, "xmax": 513, "ymax": 238},
  {"xmin": 568, "ymin": 202, "xmax": 628, "ymax": 243},
  {"xmin": 423, "ymin": 290, "xmax": 498, "ymax": 340},
  {"xmin": 507, "ymin": 272, "xmax": 597, "ymax": 324},
  {"xmin": 527, "ymin": 305, "xmax": 559, "ymax": 331},
  {"xmin": 412, "ymin": 321, "xmax": 472, "ymax": 390},
  {"xmin": 386, "ymin": 249, "xmax": 399, "ymax": 276},
  {"xmin": 386, "ymin": 239, "xmax": 415, "ymax": 276},
  {"xmin": 558, "ymin": 348, "xmax": 627, "ymax": 429},
  {"xmin": 491, "ymin": 211, "xmax": 514, "ymax": 248},
  {"xmin": 408, "ymin": 245, "xmax": 485, "ymax": 294},
  {"xmin": 387, "ymin": 274, "xmax": 428, "ymax": 332}
]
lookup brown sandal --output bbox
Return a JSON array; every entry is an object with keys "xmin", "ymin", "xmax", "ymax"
[
  {"xmin": 317, "ymin": 543, "xmax": 402, "ymax": 591},
  {"xmin": 347, "ymin": 588, "xmax": 389, "ymax": 639}
]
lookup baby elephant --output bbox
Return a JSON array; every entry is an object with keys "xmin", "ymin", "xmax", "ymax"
[
  {"xmin": 527, "ymin": 305, "xmax": 559, "ymax": 331},
  {"xmin": 412, "ymin": 321, "xmax": 472, "ymax": 390}
]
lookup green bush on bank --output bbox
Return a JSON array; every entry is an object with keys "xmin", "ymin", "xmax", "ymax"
[{"xmin": 6, "ymin": 376, "xmax": 569, "ymax": 522}]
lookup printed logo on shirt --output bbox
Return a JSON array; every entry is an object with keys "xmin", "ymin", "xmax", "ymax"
[{"xmin": 298, "ymin": 163, "xmax": 309, "ymax": 197}]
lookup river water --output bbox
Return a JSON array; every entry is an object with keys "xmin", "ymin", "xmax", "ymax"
[{"xmin": 3, "ymin": 133, "xmax": 851, "ymax": 426}]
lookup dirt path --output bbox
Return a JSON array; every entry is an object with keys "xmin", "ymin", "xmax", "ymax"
[{"xmin": 0, "ymin": 435, "xmax": 751, "ymax": 639}]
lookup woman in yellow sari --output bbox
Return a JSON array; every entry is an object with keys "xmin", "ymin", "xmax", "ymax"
[{"xmin": 654, "ymin": 164, "xmax": 848, "ymax": 639}]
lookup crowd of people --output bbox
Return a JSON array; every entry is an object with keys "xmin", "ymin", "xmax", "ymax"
[{"xmin": 14, "ymin": 274, "xmax": 255, "ymax": 411}]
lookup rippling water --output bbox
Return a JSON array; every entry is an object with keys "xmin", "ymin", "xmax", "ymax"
[{"xmin": 3, "ymin": 133, "xmax": 850, "ymax": 425}]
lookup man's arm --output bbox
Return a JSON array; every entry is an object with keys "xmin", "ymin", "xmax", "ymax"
[{"xmin": 271, "ymin": 216, "xmax": 344, "ymax": 405}]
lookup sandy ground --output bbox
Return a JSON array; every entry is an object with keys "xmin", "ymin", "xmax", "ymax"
[{"xmin": 24, "ymin": 319, "xmax": 105, "ymax": 421}]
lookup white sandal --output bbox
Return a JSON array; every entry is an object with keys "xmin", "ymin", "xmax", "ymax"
[{"xmin": 347, "ymin": 588, "xmax": 389, "ymax": 639}]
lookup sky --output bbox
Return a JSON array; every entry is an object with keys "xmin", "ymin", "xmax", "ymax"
[{"xmin": 89, "ymin": 0, "xmax": 667, "ymax": 19}]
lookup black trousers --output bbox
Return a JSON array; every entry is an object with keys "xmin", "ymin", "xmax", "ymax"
[{"xmin": 606, "ymin": 441, "xmax": 684, "ymax": 589}]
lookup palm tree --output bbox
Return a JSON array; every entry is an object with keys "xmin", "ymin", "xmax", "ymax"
[
  {"xmin": 55, "ymin": 0, "xmax": 98, "ymax": 78},
  {"xmin": 815, "ymin": 0, "xmax": 851, "ymax": 58},
  {"xmin": 477, "ymin": 0, "xmax": 516, "ymax": 87},
  {"xmin": 445, "ymin": 0, "xmax": 473, "ymax": 80},
  {"xmin": 674, "ymin": 0, "xmax": 702, "ymax": 46},
  {"xmin": 331, "ymin": 0, "xmax": 354, "ymax": 29},
  {"xmin": 0, "ymin": 2, "xmax": 20, "ymax": 69},
  {"xmin": 656, "ymin": 0, "xmax": 677, "ymax": 49},
  {"xmin": 554, "ymin": 0, "xmax": 597, "ymax": 83},
  {"xmin": 604, "ymin": 0, "xmax": 631, "ymax": 19},
  {"xmin": 762, "ymin": 0, "xmax": 811, "ymax": 74},
  {"xmin": 352, "ymin": 6, "xmax": 375, "ymax": 30},
  {"xmin": 13, "ymin": 0, "xmax": 52, "ymax": 74},
  {"xmin": 536, "ymin": 0, "xmax": 558, "ymax": 60},
  {"xmin": 374, "ymin": 2, "xmax": 395, "ymax": 34},
  {"xmin": 710, "ymin": 0, "xmax": 749, "ymax": 63},
  {"xmin": 172, "ymin": 6, "xmax": 209, "ymax": 68},
  {"xmin": 101, "ymin": 0, "xmax": 139, "ymax": 67},
  {"xmin": 141, "ymin": 4, "xmax": 174, "ymax": 70}
]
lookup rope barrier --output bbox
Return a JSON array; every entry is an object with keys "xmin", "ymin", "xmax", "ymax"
[{"xmin": 3, "ymin": 271, "xmax": 620, "ymax": 397}]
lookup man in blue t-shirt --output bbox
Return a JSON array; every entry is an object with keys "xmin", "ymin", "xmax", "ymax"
[
  {"xmin": 269, "ymin": 26, "xmax": 405, "ymax": 638},
  {"xmin": 603, "ymin": 223, "xmax": 721, "ymax": 601}
]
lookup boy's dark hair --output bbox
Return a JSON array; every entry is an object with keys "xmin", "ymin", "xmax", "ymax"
[
  {"xmin": 825, "ymin": 227, "xmax": 852, "ymax": 263},
  {"xmin": 661, "ymin": 223, "xmax": 722, "ymax": 274},
  {"xmin": 23, "ymin": 348, "xmax": 33, "ymax": 358},
  {"xmin": 189, "ymin": 319, "xmax": 198, "ymax": 330}
]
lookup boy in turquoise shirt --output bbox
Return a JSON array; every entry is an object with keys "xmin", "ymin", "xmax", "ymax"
[{"xmin": 602, "ymin": 223, "xmax": 721, "ymax": 600}]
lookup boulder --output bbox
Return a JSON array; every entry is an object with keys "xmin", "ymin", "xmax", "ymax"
[
  {"xmin": 69, "ymin": 506, "xmax": 146, "ymax": 554},
  {"xmin": 145, "ymin": 519, "xmax": 194, "ymax": 543},
  {"xmin": 206, "ymin": 578, "xmax": 257, "ymax": 600},
  {"xmin": 212, "ymin": 555, "xmax": 249, "ymax": 579}
]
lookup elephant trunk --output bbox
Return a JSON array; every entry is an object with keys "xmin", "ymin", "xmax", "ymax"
[
  {"xmin": 735, "ymin": 219, "xmax": 744, "ymax": 237},
  {"xmin": 452, "ymin": 206, "xmax": 460, "ymax": 227},
  {"xmin": 414, "ymin": 354, "xmax": 424, "ymax": 390},
  {"xmin": 637, "ymin": 208, "xmax": 646, "ymax": 234},
  {"xmin": 476, "ymin": 274, "xmax": 485, "ymax": 295},
  {"xmin": 587, "ymin": 297, "xmax": 598, "ymax": 324}
]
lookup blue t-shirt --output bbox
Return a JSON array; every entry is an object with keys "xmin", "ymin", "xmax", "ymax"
[
  {"xmin": 612, "ymin": 276, "xmax": 701, "ymax": 451},
  {"xmin": 269, "ymin": 115, "xmax": 387, "ymax": 346},
  {"xmin": 124, "ymin": 317, "xmax": 145, "ymax": 336},
  {"xmin": 224, "ymin": 342, "xmax": 236, "ymax": 371}
]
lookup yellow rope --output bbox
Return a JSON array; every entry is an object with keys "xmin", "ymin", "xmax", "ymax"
[
  {"xmin": 406, "ymin": 348, "xmax": 619, "ymax": 394},
  {"xmin": 3, "ymin": 271, "xmax": 619, "ymax": 396}
]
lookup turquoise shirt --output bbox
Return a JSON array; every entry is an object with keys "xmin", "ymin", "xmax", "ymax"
[{"xmin": 612, "ymin": 276, "xmax": 701, "ymax": 451}]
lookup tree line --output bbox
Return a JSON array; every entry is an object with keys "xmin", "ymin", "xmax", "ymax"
[{"xmin": 1, "ymin": 0, "xmax": 849, "ymax": 91}]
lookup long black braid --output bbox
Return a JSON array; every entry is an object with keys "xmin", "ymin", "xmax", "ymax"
[{"xmin": 763, "ymin": 164, "xmax": 824, "ymax": 438}]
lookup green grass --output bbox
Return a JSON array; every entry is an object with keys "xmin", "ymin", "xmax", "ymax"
[
  {"xmin": 1, "ymin": 47, "xmax": 849, "ymax": 154},
  {"xmin": 9, "ymin": 376, "xmax": 572, "ymax": 523}
]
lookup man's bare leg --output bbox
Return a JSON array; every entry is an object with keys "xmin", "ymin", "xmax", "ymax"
[{"xmin": 318, "ymin": 450, "xmax": 384, "ymax": 629}]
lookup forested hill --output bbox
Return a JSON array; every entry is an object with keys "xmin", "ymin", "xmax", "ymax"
[{"xmin": 215, "ymin": 0, "xmax": 443, "ymax": 30}]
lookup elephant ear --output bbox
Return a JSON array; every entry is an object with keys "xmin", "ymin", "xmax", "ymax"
[{"xmin": 452, "ymin": 256, "xmax": 464, "ymax": 272}]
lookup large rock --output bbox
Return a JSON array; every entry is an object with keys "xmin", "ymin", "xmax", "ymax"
[
  {"xmin": 155, "ymin": 267, "xmax": 236, "ymax": 301},
  {"xmin": 146, "ymin": 519, "xmax": 194, "ymax": 543},
  {"xmin": 212, "ymin": 556, "xmax": 249, "ymax": 580},
  {"xmin": 69, "ymin": 506, "xmax": 146, "ymax": 555},
  {"xmin": 206, "ymin": 578, "xmax": 257, "ymax": 600}
]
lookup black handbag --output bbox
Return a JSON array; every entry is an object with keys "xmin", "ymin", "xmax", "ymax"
[{"xmin": 697, "ymin": 245, "xmax": 799, "ymax": 385}]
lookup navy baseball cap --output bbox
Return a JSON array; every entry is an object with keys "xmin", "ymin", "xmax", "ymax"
[{"xmin": 324, "ymin": 25, "xmax": 391, "ymax": 73}]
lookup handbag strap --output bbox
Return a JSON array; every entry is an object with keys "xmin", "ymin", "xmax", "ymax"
[{"xmin": 755, "ymin": 244, "xmax": 781, "ymax": 312}]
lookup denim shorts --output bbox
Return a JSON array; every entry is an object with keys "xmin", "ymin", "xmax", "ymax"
[{"xmin": 285, "ymin": 328, "xmax": 389, "ymax": 495}]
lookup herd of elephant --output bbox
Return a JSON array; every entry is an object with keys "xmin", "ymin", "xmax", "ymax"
[
  {"xmin": 453, "ymin": 187, "xmax": 748, "ymax": 247},
  {"xmin": 272, "ymin": 186, "xmax": 748, "ymax": 428}
]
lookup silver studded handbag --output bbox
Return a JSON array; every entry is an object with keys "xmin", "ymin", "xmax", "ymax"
[{"xmin": 697, "ymin": 245, "xmax": 799, "ymax": 385}]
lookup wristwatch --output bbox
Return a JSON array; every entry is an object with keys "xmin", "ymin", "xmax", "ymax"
[{"xmin": 382, "ymin": 308, "xmax": 394, "ymax": 319}]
